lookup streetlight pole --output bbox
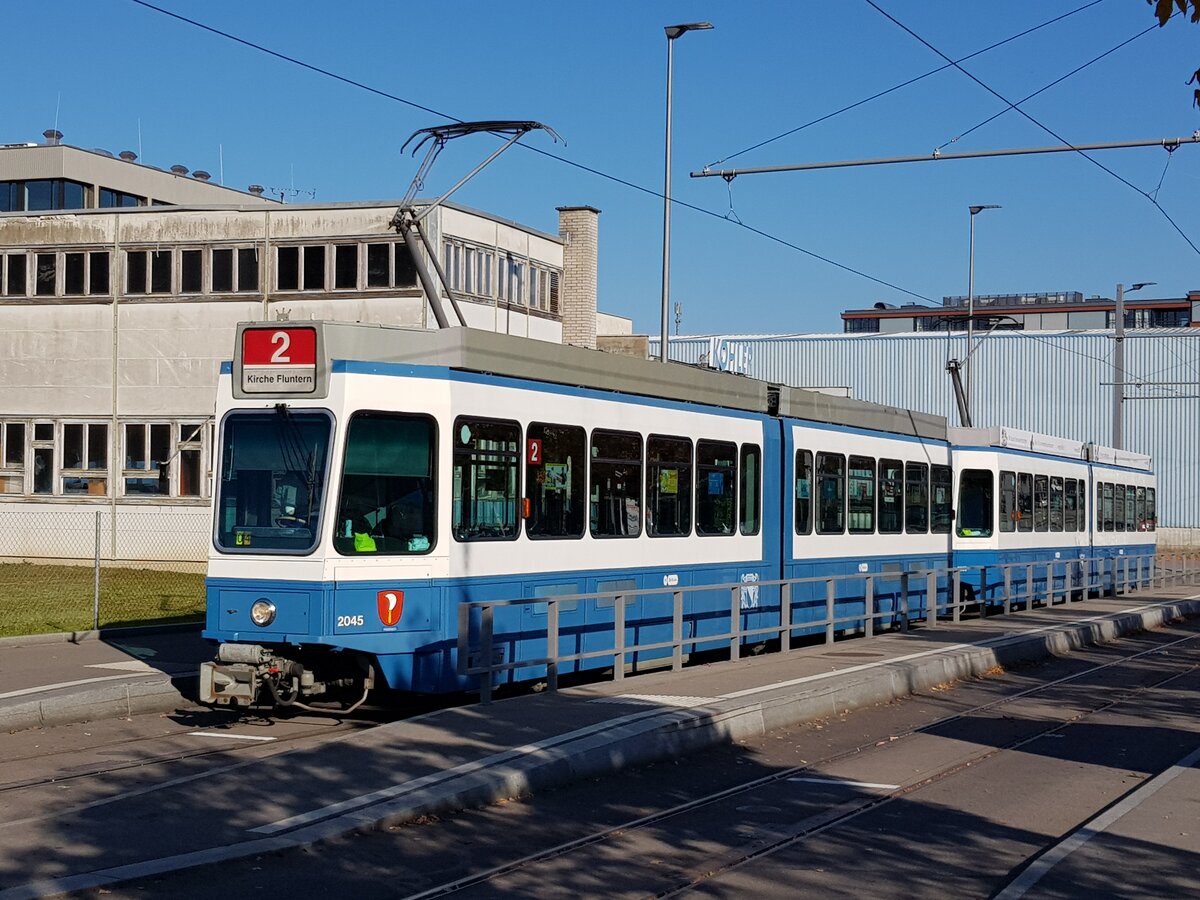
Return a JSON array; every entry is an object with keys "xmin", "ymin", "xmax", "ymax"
[
  {"xmin": 660, "ymin": 21, "xmax": 712, "ymax": 363},
  {"xmin": 965, "ymin": 204, "xmax": 1000, "ymax": 423},
  {"xmin": 1112, "ymin": 281, "xmax": 1155, "ymax": 449}
]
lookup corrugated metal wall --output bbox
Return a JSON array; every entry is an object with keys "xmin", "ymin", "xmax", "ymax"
[{"xmin": 659, "ymin": 330, "xmax": 1200, "ymax": 528}]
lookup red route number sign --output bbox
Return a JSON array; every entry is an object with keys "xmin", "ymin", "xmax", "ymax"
[
  {"xmin": 241, "ymin": 327, "xmax": 318, "ymax": 394},
  {"xmin": 527, "ymin": 439, "xmax": 542, "ymax": 465}
]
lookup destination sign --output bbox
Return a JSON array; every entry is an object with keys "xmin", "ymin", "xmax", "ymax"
[{"xmin": 241, "ymin": 327, "xmax": 318, "ymax": 394}]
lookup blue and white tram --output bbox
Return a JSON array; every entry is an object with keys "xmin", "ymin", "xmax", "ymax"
[
  {"xmin": 199, "ymin": 321, "xmax": 1156, "ymax": 709},
  {"xmin": 1087, "ymin": 445, "xmax": 1157, "ymax": 577},
  {"xmin": 949, "ymin": 427, "xmax": 1156, "ymax": 605},
  {"xmin": 202, "ymin": 322, "xmax": 791, "ymax": 706}
]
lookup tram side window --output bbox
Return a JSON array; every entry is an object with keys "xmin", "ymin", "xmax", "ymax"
[
  {"xmin": 739, "ymin": 443, "xmax": 761, "ymax": 536},
  {"xmin": 930, "ymin": 465, "xmax": 952, "ymax": 534},
  {"xmin": 905, "ymin": 462, "xmax": 928, "ymax": 533},
  {"xmin": 1146, "ymin": 488, "xmax": 1156, "ymax": 531},
  {"xmin": 878, "ymin": 459, "xmax": 903, "ymax": 534},
  {"xmin": 1101, "ymin": 483, "xmax": 1114, "ymax": 532},
  {"xmin": 847, "ymin": 455, "xmax": 875, "ymax": 534},
  {"xmin": 590, "ymin": 429, "xmax": 642, "ymax": 538},
  {"xmin": 452, "ymin": 417, "xmax": 520, "ymax": 541},
  {"xmin": 525, "ymin": 422, "xmax": 585, "ymax": 540},
  {"xmin": 335, "ymin": 413, "xmax": 436, "ymax": 555},
  {"xmin": 1064, "ymin": 478, "xmax": 1078, "ymax": 532},
  {"xmin": 1113, "ymin": 482, "xmax": 1126, "ymax": 533},
  {"xmin": 1135, "ymin": 487, "xmax": 1146, "ymax": 532},
  {"xmin": 646, "ymin": 435, "xmax": 692, "ymax": 537},
  {"xmin": 795, "ymin": 449, "xmax": 813, "ymax": 536},
  {"xmin": 696, "ymin": 439, "xmax": 736, "ymax": 536},
  {"xmin": 1033, "ymin": 474, "xmax": 1049, "ymax": 532},
  {"xmin": 816, "ymin": 452, "xmax": 845, "ymax": 534},
  {"xmin": 956, "ymin": 469, "xmax": 993, "ymax": 538},
  {"xmin": 1078, "ymin": 479, "xmax": 1086, "ymax": 532},
  {"xmin": 1124, "ymin": 485, "xmax": 1136, "ymax": 532},
  {"xmin": 1017, "ymin": 473, "xmax": 1033, "ymax": 532},
  {"xmin": 999, "ymin": 471, "xmax": 1016, "ymax": 533},
  {"xmin": 1049, "ymin": 476, "xmax": 1064, "ymax": 532}
]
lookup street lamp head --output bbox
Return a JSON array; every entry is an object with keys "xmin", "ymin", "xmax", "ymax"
[
  {"xmin": 969, "ymin": 204, "xmax": 1001, "ymax": 215},
  {"xmin": 1129, "ymin": 282, "xmax": 1157, "ymax": 292},
  {"xmin": 665, "ymin": 21, "xmax": 714, "ymax": 39}
]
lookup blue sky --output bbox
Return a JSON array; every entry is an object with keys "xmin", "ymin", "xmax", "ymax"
[{"xmin": 7, "ymin": 1, "xmax": 1199, "ymax": 335}]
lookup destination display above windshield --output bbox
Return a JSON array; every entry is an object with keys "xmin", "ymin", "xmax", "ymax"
[{"xmin": 241, "ymin": 327, "xmax": 318, "ymax": 394}]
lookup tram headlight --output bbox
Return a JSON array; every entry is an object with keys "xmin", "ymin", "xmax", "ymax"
[{"xmin": 249, "ymin": 599, "xmax": 277, "ymax": 627}]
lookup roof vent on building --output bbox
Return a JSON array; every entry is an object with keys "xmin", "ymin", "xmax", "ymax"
[
  {"xmin": 192, "ymin": 170, "xmax": 212, "ymax": 182},
  {"xmin": 42, "ymin": 129, "xmax": 63, "ymax": 145},
  {"xmin": 92, "ymin": 148, "xmax": 114, "ymax": 157},
  {"xmin": 170, "ymin": 164, "xmax": 189, "ymax": 176},
  {"xmin": 119, "ymin": 150, "xmax": 138, "ymax": 161},
  {"xmin": 248, "ymin": 184, "xmax": 265, "ymax": 196}
]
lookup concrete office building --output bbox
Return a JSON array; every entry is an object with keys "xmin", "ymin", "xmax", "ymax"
[{"xmin": 0, "ymin": 134, "xmax": 598, "ymax": 562}]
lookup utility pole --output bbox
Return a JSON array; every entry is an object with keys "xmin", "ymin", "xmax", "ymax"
[{"xmin": 1111, "ymin": 281, "xmax": 1155, "ymax": 449}]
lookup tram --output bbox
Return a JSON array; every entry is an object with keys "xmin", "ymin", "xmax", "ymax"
[{"xmin": 199, "ymin": 321, "xmax": 1155, "ymax": 708}]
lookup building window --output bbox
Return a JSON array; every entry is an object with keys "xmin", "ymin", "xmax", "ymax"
[
  {"xmin": 32, "ymin": 422, "xmax": 54, "ymax": 494},
  {"xmin": 35, "ymin": 253, "xmax": 56, "ymax": 296},
  {"xmin": 334, "ymin": 244, "xmax": 357, "ymax": 290},
  {"xmin": 121, "ymin": 420, "xmax": 210, "ymax": 498},
  {"xmin": 62, "ymin": 422, "xmax": 108, "ymax": 495},
  {"xmin": 0, "ymin": 178, "xmax": 90, "ymax": 211},
  {"xmin": 181, "ymin": 250, "xmax": 203, "ymax": 294},
  {"xmin": 844, "ymin": 318, "xmax": 880, "ymax": 333},
  {"xmin": 0, "ymin": 421, "xmax": 25, "ymax": 493},
  {"xmin": 99, "ymin": 187, "xmax": 143, "ymax": 208},
  {"xmin": 4, "ymin": 253, "xmax": 26, "ymax": 296}
]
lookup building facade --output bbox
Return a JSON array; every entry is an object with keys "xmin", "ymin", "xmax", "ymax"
[
  {"xmin": 843, "ymin": 290, "xmax": 1199, "ymax": 334},
  {"xmin": 0, "ymin": 136, "xmax": 595, "ymax": 562}
]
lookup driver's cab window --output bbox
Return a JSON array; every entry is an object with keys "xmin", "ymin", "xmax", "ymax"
[{"xmin": 334, "ymin": 412, "xmax": 436, "ymax": 555}]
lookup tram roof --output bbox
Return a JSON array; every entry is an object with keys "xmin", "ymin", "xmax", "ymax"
[{"xmin": 247, "ymin": 322, "xmax": 947, "ymax": 440}]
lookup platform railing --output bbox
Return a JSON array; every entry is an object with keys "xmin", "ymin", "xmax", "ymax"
[{"xmin": 456, "ymin": 553, "xmax": 1199, "ymax": 703}]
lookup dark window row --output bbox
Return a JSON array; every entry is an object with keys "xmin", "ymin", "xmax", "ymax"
[
  {"xmin": 1098, "ymin": 482, "xmax": 1156, "ymax": 532},
  {"xmin": 985, "ymin": 470, "xmax": 1087, "ymax": 536},
  {"xmin": 276, "ymin": 242, "xmax": 417, "ymax": 292},
  {"xmin": 795, "ymin": 451, "xmax": 951, "ymax": 536},
  {"xmin": 451, "ymin": 417, "xmax": 761, "ymax": 543}
]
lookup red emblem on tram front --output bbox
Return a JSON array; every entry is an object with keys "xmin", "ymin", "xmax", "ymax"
[{"xmin": 377, "ymin": 590, "xmax": 404, "ymax": 627}]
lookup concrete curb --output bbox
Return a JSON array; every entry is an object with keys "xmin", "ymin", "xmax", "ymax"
[
  {"xmin": 0, "ymin": 675, "xmax": 199, "ymax": 733},
  {"xmin": 5, "ymin": 596, "xmax": 1197, "ymax": 899},
  {"xmin": 0, "ymin": 621, "xmax": 203, "ymax": 649}
]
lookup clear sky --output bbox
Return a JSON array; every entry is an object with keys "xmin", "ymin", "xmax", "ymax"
[{"xmin": 6, "ymin": 1, "xmax": 1198, "ymax": 335}]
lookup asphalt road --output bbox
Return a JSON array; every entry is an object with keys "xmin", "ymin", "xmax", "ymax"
[{"xmin": 28, "ymin": 614, "xmax": 1198, "ymax": 899}]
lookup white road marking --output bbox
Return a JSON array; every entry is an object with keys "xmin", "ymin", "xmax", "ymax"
[
  {"xmin": 0, "ymin": 672, "xmax": 164, "ymax": 701},
  {"xmin": 590, "ymin": 694, "xmax": 718, "ymax": 707},
  {"xmin": 84, "ymin": 661, "xmax": 156, "ymax": 673},
  {"xmin": 995, "ymin": 740, "xmax": 1200, "ymax": 899},
  {"xmin": 188, "ymin": 732, "xmax": 277, "ymax": 743},
  {"xmin": 789, "ymin": 777, "xmax": 900, "ymax": 790}
]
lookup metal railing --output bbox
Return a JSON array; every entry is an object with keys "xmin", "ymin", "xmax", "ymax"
[{"xmin": 458, "ymin": 553, "xmax": 1200, "ymax": 703}]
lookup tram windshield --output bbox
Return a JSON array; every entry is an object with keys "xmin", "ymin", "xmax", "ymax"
[{"xmin": 215, "ymin": 409, "xmax": 332, "ymax": 553}]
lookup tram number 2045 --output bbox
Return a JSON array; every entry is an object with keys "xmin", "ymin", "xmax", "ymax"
[{"xmin": 337, "ymin": 615, "xmax": 365, "ymax": 628}]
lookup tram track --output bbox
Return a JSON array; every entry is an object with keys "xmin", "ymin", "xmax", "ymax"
[
  {"xmin": 0, "ymin": 705, "xmax": 400, "ymax": 805},
  {"xmin": 398, "ymin": 628, "xmax": 1200, "ymax": 900}
]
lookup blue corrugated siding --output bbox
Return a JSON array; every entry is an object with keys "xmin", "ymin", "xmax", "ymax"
[{"xmin": 658, "ymin": 330, "xmax": 1200, "ymax": 528}]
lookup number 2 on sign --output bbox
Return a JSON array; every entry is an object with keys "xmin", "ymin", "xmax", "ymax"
[{"xmin": 270, "ymin": 331, "xmax": 291, "ymax": 363}]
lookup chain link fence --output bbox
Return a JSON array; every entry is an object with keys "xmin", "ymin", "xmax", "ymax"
[{"xmin": 0, "ymin": 507, "xmax": 209, "ymax": 637}]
